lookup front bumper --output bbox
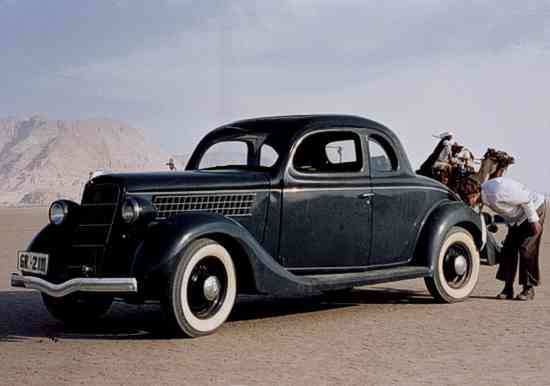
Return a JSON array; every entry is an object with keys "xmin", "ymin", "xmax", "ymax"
[{"xmin": 11, "ymin": 273, "xmax": 138, "ymax": 298}]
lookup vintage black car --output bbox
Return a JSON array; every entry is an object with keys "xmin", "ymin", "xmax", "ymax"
[{"xmin": 12, "ymin": 115, "xmax": 494, "ymax": 337}]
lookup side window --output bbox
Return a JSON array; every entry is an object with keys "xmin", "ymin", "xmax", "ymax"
[
  {"xmin": 293, "ymin": 131, "xmax": 363, "ymax": 173},
  {"xmin": 325, "ymin": 140, "xmax": 357, "ymax": 164},
  {"xmin": 199, "ymin": 141, "xmax": 248, "ymax": 169},
  {"xmin": 260, "ymin": 144, "xmax": 279, "ymax": 167},
  {"xmin": 368, "ymin": 136, "xmax": 397, "ymax": 173}
]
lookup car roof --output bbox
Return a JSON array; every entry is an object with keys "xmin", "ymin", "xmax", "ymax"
[
  {"xmin": 223, "ymin": 114, "xmax": 389, "ymax": 134},
  {"xmin": 187, "ymin": 114, "xmax": 414, "ymax": 175}
]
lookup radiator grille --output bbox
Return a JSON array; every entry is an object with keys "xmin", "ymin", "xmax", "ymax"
[
  {"xmin": 73, "ymin": 183, "xmax": 120, "ymax": 247},
  {"xmin": 153, "ymin": 193, "xmax": 256, "ymax": 218}
]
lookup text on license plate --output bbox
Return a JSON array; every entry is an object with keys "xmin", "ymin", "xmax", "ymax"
[{"xmin": 17, "ymin": 251, "xmax": 49, "ymax": 274}]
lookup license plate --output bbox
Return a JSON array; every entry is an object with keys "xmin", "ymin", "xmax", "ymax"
[{"xmin": 17, "ymin": 251, "xmax": 49, "ymax": 275}]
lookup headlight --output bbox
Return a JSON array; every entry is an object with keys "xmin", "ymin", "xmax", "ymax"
[
  {"xmin": 49, "ymin": 201, "xmax": 69, "ymax": 225},
  {"xmin": 121, "ymin": 197, "xmax": 141, "ymax": 224}
]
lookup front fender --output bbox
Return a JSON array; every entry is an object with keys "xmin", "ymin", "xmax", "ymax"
[
  {"xmin": 132, "ymin": 213, "xmax": 313, "ymax": 296},
  {"xmin": 27, "ymin": 224, "xmax": 67, "ymax": 252},
  {"xmin": 415, "ymin": 201, "xmax": 484, "ymax": 273},
  {"xmin": 22, "ymin": 224, "xmax": 75, "ymax": 283}
]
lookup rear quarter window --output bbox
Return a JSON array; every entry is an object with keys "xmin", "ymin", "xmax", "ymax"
[{"xmin": 368, "ymin": 135, "xmax": 398, "ymax": 174}]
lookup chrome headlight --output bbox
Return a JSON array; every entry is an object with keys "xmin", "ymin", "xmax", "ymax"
[
  {"xmin": 49, "ymin": 201, "xmax": 69, "ymax": 225},
  {"xmin": 121, "ymin": 197, "xmax": 141, "ymax": 224}
]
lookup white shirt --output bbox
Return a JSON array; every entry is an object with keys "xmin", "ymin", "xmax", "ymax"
[{"xmin": 481, "ymin": 177, "xmax": 545, "ymax": 225}]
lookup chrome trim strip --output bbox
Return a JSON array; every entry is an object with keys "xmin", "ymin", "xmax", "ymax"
[
  {"xmin": 128, "ymin": 189, "xmax": 271, "ymax": 195},
  {"xmin": 284, "ymin": 186, "xmax": 450, "ymax": 194},
  {"xmin": 157, "ymin": 213, "xmax": 252, "ymax": 218},
  {"xmin": 11, "ymin": 273, "xmax": 138, "ymax": 298},
  {"xmin": 375, "ymin": 186, "xmax": 450, "ymax": 194},
  {"xmin": 129, "ymin": 185, "xmax": 450, "ymax": 196}
]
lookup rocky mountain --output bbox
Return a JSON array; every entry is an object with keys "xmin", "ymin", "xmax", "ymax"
[{"xmin": 0, "ymin": 115, "xmax": 175, "ymax": 206}]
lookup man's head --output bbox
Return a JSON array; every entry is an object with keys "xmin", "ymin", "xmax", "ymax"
[
  {"xmin": 451, "ymin": 143, "xmax": 464, "ymax": 155},
  {"xmin": 433, "ymin": 165, "xmax": 451, "ymax": 185},
  {"xmin": 458, "ymin": 176, "xmax": 482, "ymax": 207}
]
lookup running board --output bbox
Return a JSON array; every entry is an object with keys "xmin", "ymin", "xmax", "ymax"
[{"xmin": 299, "ymin": 266, "xmax": 431, "ymax": 291}]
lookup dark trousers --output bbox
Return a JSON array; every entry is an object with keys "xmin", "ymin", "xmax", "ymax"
[{"xmin": 496, "ymin": 201, "xmax": 547, "ymax": 287}]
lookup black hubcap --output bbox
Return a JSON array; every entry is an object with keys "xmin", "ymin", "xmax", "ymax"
[
  {"xmin": 187, "ymin": 257, "xmax": 228, "ymax": 319},
  {"xmin": 443, "ymin": 242, "xmax": 472, "ymax": 289}
]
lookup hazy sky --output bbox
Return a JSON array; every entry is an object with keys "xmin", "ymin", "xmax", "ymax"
[{"xmin": 1, "ymin": 0, "xmax": 549, "ymax": 191}]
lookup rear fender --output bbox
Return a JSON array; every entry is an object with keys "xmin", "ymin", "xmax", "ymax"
[{"xmin": 414, "ymin": 201, "xmax": 483, "ymax": 273}]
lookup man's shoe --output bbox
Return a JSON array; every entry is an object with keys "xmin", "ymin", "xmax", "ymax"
[
  {"xmin": 496, "ymin": 289, "xmax": 514, "ymax": 300},
  {"xmin": 516, "ymin": 286, "xmax": 535, "ymax": 301}
]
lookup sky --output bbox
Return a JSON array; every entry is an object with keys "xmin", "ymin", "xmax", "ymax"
[{"xmin": 1, "ymin": 0, "xmax": 549, "ymax": 191}]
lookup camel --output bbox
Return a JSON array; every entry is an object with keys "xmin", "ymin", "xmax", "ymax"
[
  {"xmin": 476, "ymin": 148, "xmax": 515, "ymax": 182},
  {"xmin": 418, "ymin": 140, "xmax": 515, "ymax": 201}
]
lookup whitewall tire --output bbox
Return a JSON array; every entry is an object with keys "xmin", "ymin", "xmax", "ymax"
[
  {"xmin": 425, "ymin": 227, "xmax": 480, "ymax": 303},
  {"xmin": 162, "ymin": 238, "xmax": 237, "ymax": 337}
]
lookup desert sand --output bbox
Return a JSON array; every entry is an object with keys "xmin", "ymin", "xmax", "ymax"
[{"xmin": 1, "ymin": 207, "xmax": 550, "ymax": 386}]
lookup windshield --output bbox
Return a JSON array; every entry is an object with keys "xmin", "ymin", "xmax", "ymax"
[
  {"xmin": 199, "ymin": 141, "xmax": 249, "ymax": 169},
  {"xmin": 197, "ymin": 139, "xmax": 280, "ymax": 171}
]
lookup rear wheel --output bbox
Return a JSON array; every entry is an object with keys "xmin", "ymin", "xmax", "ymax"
[
  {"xmin": 42, "ymin": 293, "xmax": 113, "ymax": 324},
  {"xmin": 162, "ymin": 238, "xmax": 237, "ymax": 338},
  {"xmin": 425, "ymin": 227, "xmax": 480, "ymax": 303}
]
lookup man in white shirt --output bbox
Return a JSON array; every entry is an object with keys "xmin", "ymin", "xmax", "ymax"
[{"xmin": 477, "ymin": 176, "xmax": 547, "ymax": 300}]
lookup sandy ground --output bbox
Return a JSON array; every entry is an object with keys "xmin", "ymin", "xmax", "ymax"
[{"xmin": 1, "ymin": 207, "xmax": 550, "ymax": 386}]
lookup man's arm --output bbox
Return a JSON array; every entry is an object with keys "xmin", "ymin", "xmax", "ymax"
[
  {"xmin": 530, "ymin": 222, "xmax": 543, "ymax": 236},
  {"xmin": 417, "ymin": 135, "xmax": 453, "ymax": 176}
]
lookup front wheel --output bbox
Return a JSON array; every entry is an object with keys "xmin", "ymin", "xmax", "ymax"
[
  {"xmin": 162, "ymin": 238, "xmax": 237, "ymax": 338},
  {"xmin": 425, "ymin": 227, "xmax": 480, "ymax": 303}
]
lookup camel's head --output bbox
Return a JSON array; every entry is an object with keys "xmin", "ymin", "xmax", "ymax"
[
  {"xmin": 482, "ymin": 148, "xmax": 515, "ymax": 178},
  {"xmin": 484, "ymin": 148, "xmax": 515, "ymax": 167}
]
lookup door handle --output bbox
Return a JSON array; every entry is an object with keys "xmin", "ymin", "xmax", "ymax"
[{"xmin": 358, "ymin": 193, "xmax": 374, "ymax": 199}]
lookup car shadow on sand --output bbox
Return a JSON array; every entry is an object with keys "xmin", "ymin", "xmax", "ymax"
[{"xmin": 0, "ymin": 287, "xmax": 433, "ymax": 342}]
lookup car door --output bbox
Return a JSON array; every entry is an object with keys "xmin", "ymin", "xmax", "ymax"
[
  {"xmin": 366, "ymin": 132, "xmax": 438, "ymax": 266},
  {"xmin": 279, "ymin": 128, "xmax": 373, "ymax": 272}
]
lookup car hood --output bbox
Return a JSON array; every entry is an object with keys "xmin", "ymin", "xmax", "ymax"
[{"xmin": 90, "ymin": 170, "xmax": 270, "ymax": 194}]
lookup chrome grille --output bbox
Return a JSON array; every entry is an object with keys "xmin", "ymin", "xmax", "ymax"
[
  {"xmin": 73, "ymin": 183, "xmax": 120, "ymax": 247},
  {"xmin": 153, "ymin": 192, "xmax": 256, "ymax": 218}
]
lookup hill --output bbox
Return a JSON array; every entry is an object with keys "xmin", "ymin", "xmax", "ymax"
[{"xmin": 0, "ymin": 115, "xmax": 173, "ymax": 205}]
